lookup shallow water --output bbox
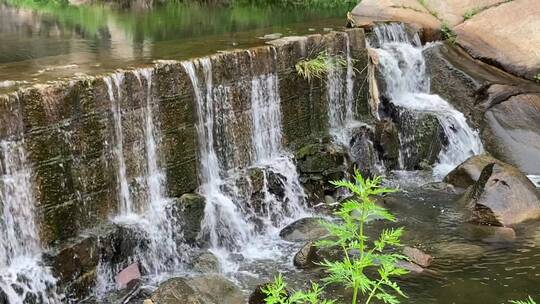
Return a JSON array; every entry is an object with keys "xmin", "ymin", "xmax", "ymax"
[
  {"xmin": 0, "ymin": 0, "xmax": 347, "ymax": 91},
  {"xmin": 232, "ymin": 175, "xmax": 540, "ymax": 304}
]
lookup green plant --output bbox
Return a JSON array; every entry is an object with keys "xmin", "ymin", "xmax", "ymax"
[
  {"xmin": 463, "ymin": 7, "xmax": 481, "ymax": 20},
  {"xmin": 534, "ymin": 73, "xmax": 540, "ymax": 82},
  {"xmin": 295, "ymin": 51, "xmax": 347, "ymax": 82},
  {"xmin": 264, "ymin": 172, "xmax": 407, "ymax": 304},
  {"xmin": 510, "ymin": 296, "xmax": 537, "ymax": 304},
  {"xmin": 262, "ymin": 274, "xmax": 335, "ymax": 304},
  {"xmin": 316, "ymin": 171, "xmax": 406, "ymax": 304},
  {"xmin": 441, "ymin": 21, "xmax": 457, "ymax": 44}
]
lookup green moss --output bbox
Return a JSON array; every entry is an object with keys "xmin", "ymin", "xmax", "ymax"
[{"xmin": 441, "ymin": 21, "xmax": 457, "ymax": 44}]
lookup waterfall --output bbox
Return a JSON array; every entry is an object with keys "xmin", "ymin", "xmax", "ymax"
[
  {"xmin": 97, "ymin": 69, "xmax": 187, "ymax": 294},
  {"xmin": 183, "ymin": 53, "xmax": 306, "ymax": 272},
  {"xmin": 105, "ymin": 73, "xmax": 134, "ymax": 215},
  {"xmin": 371, "ymin": 23, "xmax": 483, "ymax": 178},
  {"xmin": 327, "ymin": 34, "xmax": 358, "ymax": 146},
  {"xmin": 0, "ymin": 140, "xmax": 61, "ymax": 303}
]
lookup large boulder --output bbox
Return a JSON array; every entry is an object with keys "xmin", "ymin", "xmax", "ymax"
[
  {"xmin": 420, "ymin": 0, "xmax": 510, "ymax": 26},
  {"xmin": 454, "ymin": 0, "xmax": 540, "ymax": 80},
  {"xmin": 443, "ymin": 154, "xmax": 504, "ymax": 188},
  {"xmin": 350, "ymin": 0, "xmax": 442, "ymax": 42},
  {"xmin": 294, "ymin": 142, "xmax": 348, "ymax": 202},
  {"xmin": 279, "ymin": 217, "xmax": 328, "ymax": 242},
  {"xmin": 460, "ymin": 162, "xmax": 540, "ymax": 226},
  {"xmin": 483, "ymin": 93, "xmax": 540, "ymax": 175},
  {"xmin": 151, "ymin": 275, "xmax": 244, "ymax": 304}
]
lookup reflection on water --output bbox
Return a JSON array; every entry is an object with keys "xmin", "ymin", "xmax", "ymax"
[{"xmin": 0, "ymin": 0, "xmax": 348, "ymax": 90}]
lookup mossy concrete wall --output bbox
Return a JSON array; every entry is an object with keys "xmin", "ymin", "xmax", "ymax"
[{"xmin": 0, "ymin": 29, "xmax": 368, "ymax": 246}]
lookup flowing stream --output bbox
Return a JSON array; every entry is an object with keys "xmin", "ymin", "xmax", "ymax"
[
  {"xmin": 183, "ymin": 52, "xmax": 307, "ymax": 273},
  {"xmin": 0, "ymin": 140, "xmax": 61, "ymax": 303},
  {"xmin": 371, "ymin": 23, "xmax": 483, "ymax": 178}
]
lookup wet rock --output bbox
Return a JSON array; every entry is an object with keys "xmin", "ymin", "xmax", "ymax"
[
  {"xmin": 435, "ymin": 242, "xmax": 485, "ymax": 260},
  {"xmin": 0, "ymin": 288, "xmax": 7, "ymax": 304},
  {"xmin": 151, "ymin": 277, "xmax": 204, "ymax": 304},
  {"xmin": 374, "ymin": 119, "xmax": 400, "ymax": 169},
  {"xmin": 246, "ymin": 167, "xmax": 287, "ymax": 211},
  {"xmin": 460, "ymin": 224, "xmax": 516, "ymax": 244},
  {"xmin": 349, "ymin": 125, "xmax": 377, "ymax": 177},
  {"xmin": 403, "ymin": 247, "xmax": 432, "ymax": 268},
  {"xmin": 143, "ymin": 300, "xmax": 154, "ymax": 304},
  {"xmin": 170, "ymin": 193, "xmax": 206, "ymax": 244},
  {"xmin": 421, "ymin": 182, "xmax": 459, "ymax": 194},
  {"xmin": 248, "ymin": 284, "xmax": 271, "ymax": 304},
  {"xmin": 396, "ymin": 260, "xmax": 425, "ymax": 274},
  {"xmin": 444, "ymin": 154, "xmax": 504, "ymax": 189},
  {"xmin": 460, "ymin": 162, "xmax": 540, "ymax": 226},
  {"xmin": 115, "ymin": 263, "xmax": 141, "ymax": 290},
  {"xmin": 151, "ymin": 275, "xmax": 244, "ymax": 304},
  {"xmin": 385, "ymin": 103, "xmax": 445, "ymax": 170},
  {"xmin": 279, "ymin": 218, "xmax": 328, "ymax": 242},
  {"xmin": 294, "ymin": 241, "xmax": 319, "ymax": 269},
  {"xmin": 295, "ymin": 142, "xmax": 348, "ymax": 202},
  {"xmin": 191, "ymin": 251, "xmax": 220, "ymax": 273}
]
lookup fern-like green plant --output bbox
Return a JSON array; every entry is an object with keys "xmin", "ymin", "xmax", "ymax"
[
  {"xmin": 316, "ymin": 171, "xmax": 406, "ymax": 304},
  {"xmin": 510, "ymin": 296, "xmax": 537, "ymax": 304},
  {"xmin": 262, "ymin": 274, "xmax": 335, "ymax": 304},
  {"xmin": 264, "ymin": 171, "xmax": 406, "ymax": 304},
  {"xmin": 295, "ymin": 51, "xmax": 347, "ymax": 82}
]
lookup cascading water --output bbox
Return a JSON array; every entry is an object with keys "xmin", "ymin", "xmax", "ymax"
[
  {"xmin": 183, "ymin": 52, "xmax": 307, "ymax": 272},
  {"xmin": 97, "ymin": 69, "xmax": 187, "ymax": 295},
  {"xmin": 0, "ymin": 140, "xmax": 61, "ymax": 303},
  {"xmin": 326, "ymin": 35, "xmax": 358, "ymax": 145},
  {"xmin": 105, "ymin": 73, "xmax": 134, "ymax": 215},
  {"xmin": 370, "ymin": 23, "xmax": 483, "ymax": 178}
]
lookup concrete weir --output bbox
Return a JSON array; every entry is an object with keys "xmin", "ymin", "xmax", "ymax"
[{"xmin": 0, "ymin": 29, "xmax": 369, "ymax": 300}]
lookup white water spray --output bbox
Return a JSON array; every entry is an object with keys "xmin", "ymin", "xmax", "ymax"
[
  {"xmin": 0, "ymin": 140, "xmax": 61, "ymax": 303},
  {"xmin": 183, "ymin": 53, "xmax": 307, "ymax": 272},
  {"xmin": 371, "ymin": 23, "xmax": 483, "ymax": 178}
]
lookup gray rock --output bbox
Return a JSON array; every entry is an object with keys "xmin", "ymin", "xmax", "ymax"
[
  {"xmin": 293, "ymin": 241, "xmax": 319, "ymax": 269},
  {"xmin": 151, "ymin": 275, "xmax": 244, "ymax": 304},
  {"xmin": 460, "ymin": 162, "xmax": 540, "ymax": 226},
  {"xmin": 279, "ymin": 218, "xmax": 328, "ymax": 242},
  {"xmin": 444, "ymin": 154, "xmax": 504, "ymax": 189},
  {"xmin": 170, "ymin": 193, "xmax": 206, "ymax": 244},
  {"xmin": 192, "ymin": 252, "xmax": 220, "ymax": 273},
  {"xmin": 403, "ymin": 246, "xmax": 432, "ymax": 268}
]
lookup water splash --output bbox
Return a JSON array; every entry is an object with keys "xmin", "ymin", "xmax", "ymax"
[
  {"xmin": 97, "ymin": 69, "xmax": 188, "ymax": 294},
  {"xmin": 0, "ymin": 140, "xmax": 61, "ymax": 303},
  {"xmin": 371, "ymin": 23, "xmax": 483, "ymax": 178},
  {"xmin": 183, "ymin": 53, "xmax": 307, "ymax": 273}
]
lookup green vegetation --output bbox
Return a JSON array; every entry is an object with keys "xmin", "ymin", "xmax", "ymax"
[
  {"xmin": 232, "ymin": 0, "xmax": 357, "ymax": 9},
  {"xmin": 510, "ymin": 297, "xmax": 537, "ymax": 304},
  {"xmin": 441, "ymin": 21, "xmax": 457, "ymax": 44},
  {"xmin": 463, "ymin": 7, "xmax": 481, "ymax": 20},
  {"xmin": 534, "ymin": 73, "xmax": 540, "ymax": 83},
  {"xmin": 264, "ymin": 172, "xmax": 407, "ymax": 304},
  {"xmin": 295, "ymin": 52, "xmax": 347, "ymax": 82}
]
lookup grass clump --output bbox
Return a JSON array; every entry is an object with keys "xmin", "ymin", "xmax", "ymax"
[
  {"xmin": 534, "ymin": 72, "xmax": 540, "ymax": 83},
  {"xmin": 264, "ymin": 171, "xmax": 407, "ymax": 304},
  {"xmin": 295, "ymin": 51, "xmax": 347, "ymax": 82},
  {"xmin": 463, "ymin": 7, "xmax": 481, "ymax": 20},
  {"xmin": 510, "ymin": 297, "xmax": 537, "ymax": 304},
  {"xmin": 441, "ymin": 21, "xmax": 457, "ymax": 44}
]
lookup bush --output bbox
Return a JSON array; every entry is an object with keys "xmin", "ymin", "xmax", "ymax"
[{"xmin": 264, "ymin": 171, "xmax": 407, "ymax": 304}]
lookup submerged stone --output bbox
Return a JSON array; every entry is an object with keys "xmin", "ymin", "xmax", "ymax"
[
  {"xmin": 403, "ymin": 246, "xmax": 433, "ymax": 268},
  {"xmin": 279, "ymin": 218, "xmax": 328, "ymax": 242}
]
